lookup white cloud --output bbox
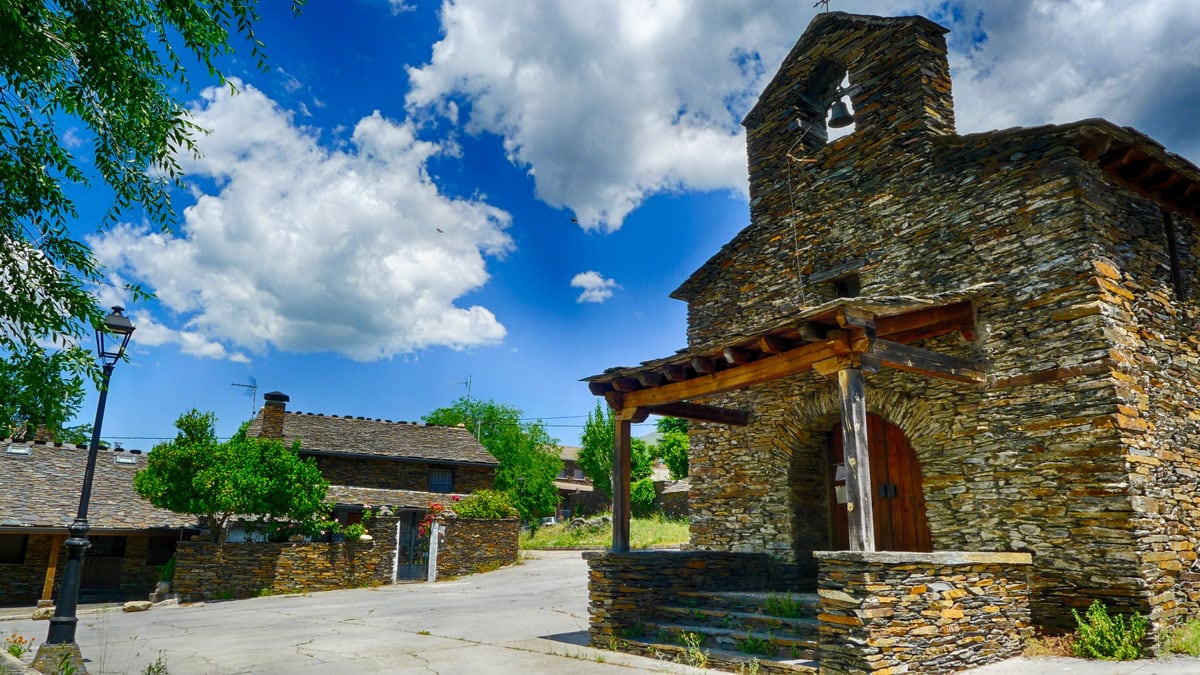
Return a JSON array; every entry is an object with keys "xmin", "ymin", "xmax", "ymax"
[
  {"xmin": 938, "ymin": 1, "xmax": 1200, "ymax": 160},
  {"xmin": 90, "ymin": 80, "xmax": 513, "ymax": 362},
  {"xmin": 405, "ymin": 1, "xmax": 1199, "ymax": 233},
  {"xmin": 571, "ymin": 271, "xmax": 619, "ymax": 304},
  {"xmin": 128, "ymin": 312, "xmax": 251, "ymax": 363}
]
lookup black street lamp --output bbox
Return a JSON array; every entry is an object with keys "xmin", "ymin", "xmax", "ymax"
[{"xmin": 34, "ymin": 307, "xmax": 135, "ymax": 673}]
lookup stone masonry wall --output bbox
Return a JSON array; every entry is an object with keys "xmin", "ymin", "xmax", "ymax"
[
  {"xmin": 173, "ymin": 516, "xmax": 401, "ymax": 600},
  {"xmin": 583, "ymin": 551, "xmax": 771, "ymax": 643},
  {"xmin": 0, "ymin": 534, "xmax": 54, "ymax": 605},
  {"xmin": 434, "ymin": 518, "xmax": 519, "ymax": 578},
  {"xmin": 815, "ymin": 551, "xmax": 1033, "ymax": 674},
  {"xmin": 314, "ymin": 455, "xmax": 494, "ymax": 493},
  {"xmin": 676, "ymin": 12, "xmax": 1168, "ymax": 633},
  {"xmin": 1080, "ymin": 165, "xmax": 1200, "ymax": 634}
]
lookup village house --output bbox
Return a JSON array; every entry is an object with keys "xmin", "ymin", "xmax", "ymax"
[
  {"xmin": 0, "ymin": 440, "xmax": 197, "ymax": 606},
  {"xmin": 584, "ymin": 11, "xmax": 1200, "ymax": 674}
]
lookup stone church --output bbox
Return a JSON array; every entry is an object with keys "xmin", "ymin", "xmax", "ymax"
[{"xmin": 585, "ymin": 11, "xmax": 1200, "ymax": 673}]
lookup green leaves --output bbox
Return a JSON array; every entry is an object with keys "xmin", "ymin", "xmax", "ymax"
[
  {"xmin": 423, "ymin": 397, "xmax": 562, "ymax": 523},
  {"xmin": 0, "ymin": 345, "xmax": 87, "ymax": 441},
  {"xmin": 577, "ymin": 401, "xmax": 654, "ymax": 497},
  {"xmin": 134, "ymin": 410, "xmax": 329, "ymax": 541},
  {"xmin": 0, "ymin": 0, "xmax": 300, "ymax": 379}
]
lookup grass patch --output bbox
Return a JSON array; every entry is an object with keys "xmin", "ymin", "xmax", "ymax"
[
  {"xmin": 763, "ymin": 593, "xmax": 805, "ymax": 619},
  {"xmin": 519, "ymin": 513, "xmax": 688, "ymax": 550},
  {"xmin": 1163, "ymin": 618, "xmax": 1200, "ymax": 655},
  {"xmin": 1071, "ymin": 600, "xmax": 1147, "ymax": 660}
]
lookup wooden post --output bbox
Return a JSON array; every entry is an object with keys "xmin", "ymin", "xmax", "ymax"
[
  {"xmin": 41, "ymin": 535, "xmax": 64, "ymax": 600},
  {"xmin": 838, "ymin": 367, "xmax": 875, "ymax": 552},
  {"xmin": 611, "ymin": 417, "xmax": 632, "ymax": 552}
]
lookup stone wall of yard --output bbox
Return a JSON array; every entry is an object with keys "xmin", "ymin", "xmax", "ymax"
[
  {"xmin": 435, "ymin": 517, "xmax": 519, "ymax": 578},
  {"xmin": 815, "ymin": 551, "xmax": 1033, "ymax": 674},
  {"xmin": 583, "ymin": 551, "xmax": 772, "ymax": 642},
  {"xmin": 174, "ymin": 516, "xmax": 401, "ymax": 600}
]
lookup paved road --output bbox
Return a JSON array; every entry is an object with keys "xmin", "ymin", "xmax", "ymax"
[
  {"xmin": 3, "ymin": 550, "xmax": 1199, "ymax": 674},
  {"xmin": 1, "ymin": 551, "xmax": 709, "ymax": 675}
]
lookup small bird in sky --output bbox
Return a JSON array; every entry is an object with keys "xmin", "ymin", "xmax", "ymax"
[{"xmin": 436, "ymin": 227, "xmax": 444, "ymax": 233}]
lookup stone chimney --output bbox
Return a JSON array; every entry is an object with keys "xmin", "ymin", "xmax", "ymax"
[{"xmin": 261, "ymin": 391, "xmax": 290, "ymax": 439}]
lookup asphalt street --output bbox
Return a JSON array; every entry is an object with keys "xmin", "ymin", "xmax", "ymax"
[{"xmin": 3, "ymin": 550, "xmax": 1199, "ymax": 674}]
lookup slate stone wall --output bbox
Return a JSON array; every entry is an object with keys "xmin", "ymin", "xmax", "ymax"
[
  {"xmin": 583, "ymin": 551, "xmax": 772, "ymax": 642},
  {"xmin": 313, "ymin": 455, "xmax": 494, "ymax": 493},
  {"xmin": 815, "ymin": 551, "xmax": 1033, "ymax": 674},
  {"xmin": 173, "ymin": 516, "xmax": 401, "ymax": 600},
  {"xmin": 0, "ymin": 534, "xmax": 53, "ymax": 605},
  {"xmin": 670, "ymin": 10, "xmax": 1200, "ymax": 637},
  {"xmin": 1079, "ymin": 168, "xmax": 1200, "ymax": 632},
  {"xmin": 434, "ymin": 517, "xmax": 519, "ymax": 578},
  {"xmin": 0, "ymin": 534, "xmax": 176, "ymax": 606}
]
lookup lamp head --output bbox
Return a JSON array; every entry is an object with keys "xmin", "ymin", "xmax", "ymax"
[{"xmin": 97, "ymin": 306, "xmax": 136, "ymax": 367}]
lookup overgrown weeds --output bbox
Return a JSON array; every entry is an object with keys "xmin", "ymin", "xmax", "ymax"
[
  {"xmin": 1162, "ymin": 618, "xmax": 1200, "ymax": 656},
  {"xmin": 1071, "ymin": 600, "xmax": 1146, "ymax": 660},
  {"xmin": 763, "ymin": 593, "xmax": 805, "ymax": 619}
]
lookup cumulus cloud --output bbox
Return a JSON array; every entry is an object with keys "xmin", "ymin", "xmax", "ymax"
[
  {"xmin": 405, "ymin": 1, "xmax": 1199, "ymax": 233},
  {"xmin": 571, "ymin": 271, "xmax": 619, "ymax": 304},
  {"xmin": 938, "ymin": 1, "xmax": 1200, "ymax": 160},
  {"xmin": 90, "ymin": 81, "xmax": 513, "ymax": 362}
]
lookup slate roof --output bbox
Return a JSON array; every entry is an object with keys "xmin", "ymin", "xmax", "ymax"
[
  {"xmin": 246, "ymin": 410, "xmax": 499, "ymax": 466},
  {"xmin": 0, "ymin": 441, "xmax": 198, "ymax": 532},
  {"xmin": 326, "ymin": 485, "xmax": 468, "ymax": 510}
]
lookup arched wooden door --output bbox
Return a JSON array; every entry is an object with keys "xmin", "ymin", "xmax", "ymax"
[{"xmin": 828, "ymin": 413, "xmax": 931, "ymax": 552}]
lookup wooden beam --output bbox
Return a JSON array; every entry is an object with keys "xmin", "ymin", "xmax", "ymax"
[
  {"xmin": 612, "ymin": 419, "xmax": 632, "ymax": 553},
  {"xmin": 619, "ymin": 338, "xmax": 847, "ymax": 410},
  {"xmin": 588, "ymin": 381, "xmax": 613, "ymax": 396},
  {"xmin": 838, "ymin": 367, "xmax": 875, "ymax": 552},
  {"xmin": 797, "ymin": 322, "xmax": 826, "ymax": 343},
  {"xmin": 758, "ymin": 335, "xmax": 795, "ymax": 354},
  {"xmin": 867, "ymin": 339, "xmax": 985, "ymax": 383},
  {"xmin": 691, "ymin": 356, "xmax": 718, "ymax": 374},
  {"xmin": 610, "ymin": 377, "xmax": 642, "ymax": 392},
  {"xmin": 662, "ymin": 364, "xmax": 691, "ymax": 382},
  {"xmin": 638, "ymin": 402, "xmax": 752, "ymax": 426},
  {"xmin": 723, "ymin": 346, "xmax": 758, "ymax": 365},
  {"xmin": 636, "ymin": 371, "xmax": 666, "ymax": 387},
  {"xmin": 41, "ymin": 535, "xmax": 64, "ymax": 600},
  {"xmin": 874, "ymin": 302, "xmax": 974, "ymax": 342}
]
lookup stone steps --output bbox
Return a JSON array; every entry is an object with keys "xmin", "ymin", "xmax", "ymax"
[
  {"xmin": 622, "ymin": 590, "xmax": 822, "ymax": 674},
  {"xmin": 619, "ymin": 637, "xmax": 819, "ymax": 675}
]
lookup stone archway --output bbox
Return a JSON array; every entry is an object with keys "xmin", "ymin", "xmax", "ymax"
[{"xmin": 777, "ymin": 387, "xmax": 944, "ymax": 561}]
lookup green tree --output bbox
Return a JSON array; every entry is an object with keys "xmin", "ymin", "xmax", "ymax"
[
  {"xmin": 577, "ymin": 401, "xmax": 653, "ymax": 497},
  {"xmin": 423, "ymin": 397, "xmax": 562, "ymax": 525},
  {"xmin": 1, "ymin": 0, "xmax": 301, "ymax": 373},
  {"xmin": 134, "ymin": 409, "xmax": 328, "ymax": 542},
  {"xmin": 655, "ymin": 417, "xmax": 689, "ymax": 480},
  {"xmin": 0, "ymin": 346, "xmax": 88, "ymax": 441}
]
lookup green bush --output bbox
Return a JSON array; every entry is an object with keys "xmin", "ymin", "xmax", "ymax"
[
  {"xmin": 452, "ymin": 490, "xmax": 518, "ymax": 519},
  {"xmin": 1071, "ymin": 600, "xmax": 1147, "ymax": 660},
  {"xmin": 630, "ymin": 478, "xmax": 657, "ymax": 518},
  {"xmin": 159, "ymin": 556, "xmax": 176, "ymax": 582}
]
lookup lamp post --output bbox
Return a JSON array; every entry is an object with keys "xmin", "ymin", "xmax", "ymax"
[{"xmin": 34, "ymin": 307, "xmax": 135, "ymax": 673}]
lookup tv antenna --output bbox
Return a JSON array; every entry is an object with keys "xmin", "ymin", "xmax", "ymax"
[
  {"xmin": 447, "ymin": 376, "xmax": 476, "ymax": 436},
  {"xmin": 813, "ymin": 0, "xmax": 831, "ymax": 12},
  {"xmin": 230, "ymin": 376, "xmax": 258, "ymax": 417}
]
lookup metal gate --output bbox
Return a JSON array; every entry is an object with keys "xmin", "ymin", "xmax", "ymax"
[{"xmin": 392, "ymin": 512, "xmax": 428, "ymax": 581}]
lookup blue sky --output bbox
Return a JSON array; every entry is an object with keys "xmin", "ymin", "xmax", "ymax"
[{"xmin": 68, "ymin": 0, "xmax": 1200, "ymax": 448}]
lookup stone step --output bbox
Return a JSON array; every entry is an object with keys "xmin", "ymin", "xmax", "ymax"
[
  {"xmin": 657, "ymin": 604, "xmax": 820, "ymax": 635},
  {"xmin": 619, "ymin": 636, "xmax": 818, "ymax": 675},
  {"xmin": 644, "ymin": 621, "xmax": 818, "ymax": 661},
  {"xmin": 673, "ymin": 590, "xmax": 820, "ymax": 618}
]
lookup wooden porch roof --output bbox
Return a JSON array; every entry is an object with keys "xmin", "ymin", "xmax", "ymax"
[{"xmin": 584, "ymin": 284, "xmax": 996, "ymax": 423}]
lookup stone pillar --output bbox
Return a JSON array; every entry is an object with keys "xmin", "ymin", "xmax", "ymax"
[{"xmin": 260, "ymin": 391, "xmax": 289, "ymax": 438}]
